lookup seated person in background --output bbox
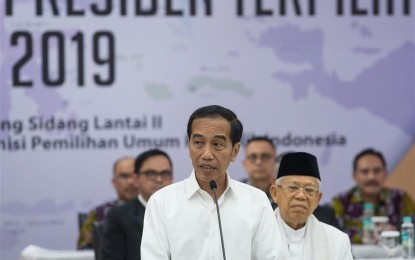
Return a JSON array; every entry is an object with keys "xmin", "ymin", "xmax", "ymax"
[
  {"xmin": 313, "ymin": 203, "xmax": 340, "ymax": 230},
  {"xmin": 270, "ymin": 152, "xmax": 353, "ymax": 259},
  {"xmin": 275, "ymin": 151, "xmax": 340, "ymax": 229},
  {"xmin": 241, "ymin": 136, "xmax": 277, "ymax": 209},
  {"xmin": 101, "ymin": 149, "xmax": 173, "ymax": 260},
  {"xmin": 77, "ymin": 156, "xmax": 139, "ymax": 250},
  {"xmin": 332, "ymin": 148, "xmax": 415, "ymax": 244}
]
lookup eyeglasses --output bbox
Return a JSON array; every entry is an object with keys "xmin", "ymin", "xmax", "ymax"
[
  {"xmin": 140, "ymin": 170, "xmax": 172, "ymax": 180},
  {"xmin": 246, "ymin": 153, "xmax": 273, "ymax": 163},
  {"xmin": 277, "ymin": 184, "xmax": 320, "ymax": 197}
]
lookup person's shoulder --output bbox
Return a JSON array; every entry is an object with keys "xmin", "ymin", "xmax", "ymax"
[
  {"xmin": 230, "ymin": 179, "xmax": 269, "ymax": 197},
  {"xmin": 383, "ymin": 187, "xmax": 415, "ymax": 202},
  {"xmin": 383, "ymin": 187, "xmax": 407, "ymax": 196},
  {"xmin": 110, "ymin": 198, "xmax": 139, "ymax": 214},
  {"xmin": 319, "ymin": 221, "xmax": 340, "ymax": 232},
  {"xmin": 94, "ymin": 199, "xmax": 117, "ymax": 211},
  {"xmin": 90, "ymin": 200, "xmax": 118, "ymax": 219},
  {"xmin": 231, "ymin": 178, "xmax": 258, "ymax": 191},
  {"xmin": 332, "ymin": 186, "xmax": 356, "ymax": 201},
  {"xmin": 150, "ymin": 179, "xmax": 186, "ymax": 200},
  {"xmin": 319, "ymin": 220, "xmax": 349, "ymax": 239}
]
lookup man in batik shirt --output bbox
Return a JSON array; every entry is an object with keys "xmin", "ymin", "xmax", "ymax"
[
  {"xmin": 77, "ymin": 157, "xmax": 139, "ymax": 249},
  {"xmin": 332, "ymin": 148, "xmax": 415, "ymax": 244}
]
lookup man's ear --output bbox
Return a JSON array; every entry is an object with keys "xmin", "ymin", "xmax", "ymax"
[
  {"xmin": 316, "ymin": 192, "xmax": 323, "ymax": 206},
  {"xmin": 230, "ymin": 143, "xmax": 240, "ymax": 162},
  {"xmin": 188, "ymin": 138, "xmax": 191, "ymax": 158},
  {"xmin": 270, "ymin": 185, "xmax": 278, "ymax": 205}
]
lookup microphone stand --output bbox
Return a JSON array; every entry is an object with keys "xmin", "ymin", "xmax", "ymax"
[{"xmin": 210, "ymin": 180, "xmax": 226, "ymax": 260}]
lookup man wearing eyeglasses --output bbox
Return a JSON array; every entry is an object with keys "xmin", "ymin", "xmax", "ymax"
[
  {"xmin": 101, "ymin": 149, "xmax": 173, "ymax": 260},
  {"xmin": 242, "ymin": 136, "xmax": 277, "ymax": 209},
  {"xmin": 270, "ymin": 152, "xmax": 353, "ymax": 260}
]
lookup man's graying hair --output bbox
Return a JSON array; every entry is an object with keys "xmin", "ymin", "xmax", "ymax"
[{"xmin": 112, "ymin": 156, "xmax": 134, "ymax": 176}]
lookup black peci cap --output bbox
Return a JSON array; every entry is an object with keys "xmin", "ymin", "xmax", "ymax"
[{"xmin": 277, "ymin": 152, "xmax": 321, "ymax": 180}]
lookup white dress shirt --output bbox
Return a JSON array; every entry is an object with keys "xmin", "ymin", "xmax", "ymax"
[
  {"xmin": 282, "ymin": 221, "xmax": 306, "ymax": 259},
  {"xmin": 275, "ymin": 208, "xmax": 353, "ymax": 260},
  {"xmin": 141, "ymin": 170, "xmax": 287, "ymax": 260}
]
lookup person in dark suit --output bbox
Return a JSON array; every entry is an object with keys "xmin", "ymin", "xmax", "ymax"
[
  {"xmin": 313, "ymin": 203, "xmax": 340, "ymax": 229},
  {"xmin": 101, "ymin": 149, "xmax": 173, "ymax": 260}
]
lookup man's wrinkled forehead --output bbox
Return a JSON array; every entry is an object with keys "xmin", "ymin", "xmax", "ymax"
[{"xmin": 281, "ymin": 175, "xmax": 320, "ymax": 186}]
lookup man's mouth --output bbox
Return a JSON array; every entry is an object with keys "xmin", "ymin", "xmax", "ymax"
[
  {"xmin": 199, "ymin": 163, "xmax": 216, "ymax": 171},
  {"xmin": 291, "ymin": 204, "xmax": 307, "ymax": 210},
  {"xmin": 125, "ymin": 187, "xmax": 137, "ymax": 192}
]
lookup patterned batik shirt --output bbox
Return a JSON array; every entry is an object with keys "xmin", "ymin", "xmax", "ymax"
[
  {"xmin": 332, "ymin": 186, "xmax": 415, "ymax": 244},
  {"xmin": 77, "ymin": 200, "xmax": 120, "ymax": 250}
]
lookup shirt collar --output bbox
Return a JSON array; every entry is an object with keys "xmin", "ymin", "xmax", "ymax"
[
  {"xmin": 138, "ymin": 194, "xmax": 147, "ymax": 207},
  {"xmin": 282, "ymin": 217, "xmax": 306, "ymax": 242},
  {"xmin": 184, "ymin": 169, "xmax": 237, "ymax": 200}
]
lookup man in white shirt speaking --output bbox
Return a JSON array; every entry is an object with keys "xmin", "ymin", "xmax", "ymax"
[
  {"xmin": 141, "ymin": 105, "xmax": 287, "ymax": 260},
  {"xmin": 270, "ymin": 152, "xmax": 353, "ymax": 260}
]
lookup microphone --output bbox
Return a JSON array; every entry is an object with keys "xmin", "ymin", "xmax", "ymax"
[{"xmin": 209, "ymin": 180, "xmax": 226, "ymax": 260}]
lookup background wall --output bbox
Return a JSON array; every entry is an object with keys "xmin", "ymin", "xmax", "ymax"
[
  {"xmin": 1, "ymin": 0, "xmax": 414, "ymax": 259},
  {"xmin": 386, "ymin": 144, "xmax": 415, "ymax": 201}
]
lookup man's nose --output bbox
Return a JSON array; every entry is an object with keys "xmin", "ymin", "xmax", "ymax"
[
  {"xmin": 294, "ymin": 189, "xmax": 307, "ymax": 199},
  {"xmin": 154, "ymin": 174, "xmax": 163, "ymax": 182},
  {"xmin": 367, "ymin": 170, "xmax": 378, "ymax": 179},
  {"xmin": 127, "ymin": 175, "xmax": 136, "ymax": 183},
  {"xmin": 201, "ymin": 145, "xmax": 214, "ymax": 159}
]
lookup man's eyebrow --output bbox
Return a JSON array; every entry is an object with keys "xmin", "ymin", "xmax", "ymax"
[
  {"xmin": 213, "ymin": 135, "xmax": 227, "ymax": 141},
  {"xmin": 191, "ymin": 134, "xmax": 203, "ymax": 139},
  {"xmin": 191, "ymin": 134, "xmax": 227, "ymax": 141}
]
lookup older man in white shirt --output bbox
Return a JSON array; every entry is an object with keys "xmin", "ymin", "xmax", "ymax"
[
  {"xmin": 141, "ymin": 105, "xmax": 287, "ymax": 260},
  {"xmin": 270, "ymin": 152, "xmax": 353, "ymax": 260}
]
